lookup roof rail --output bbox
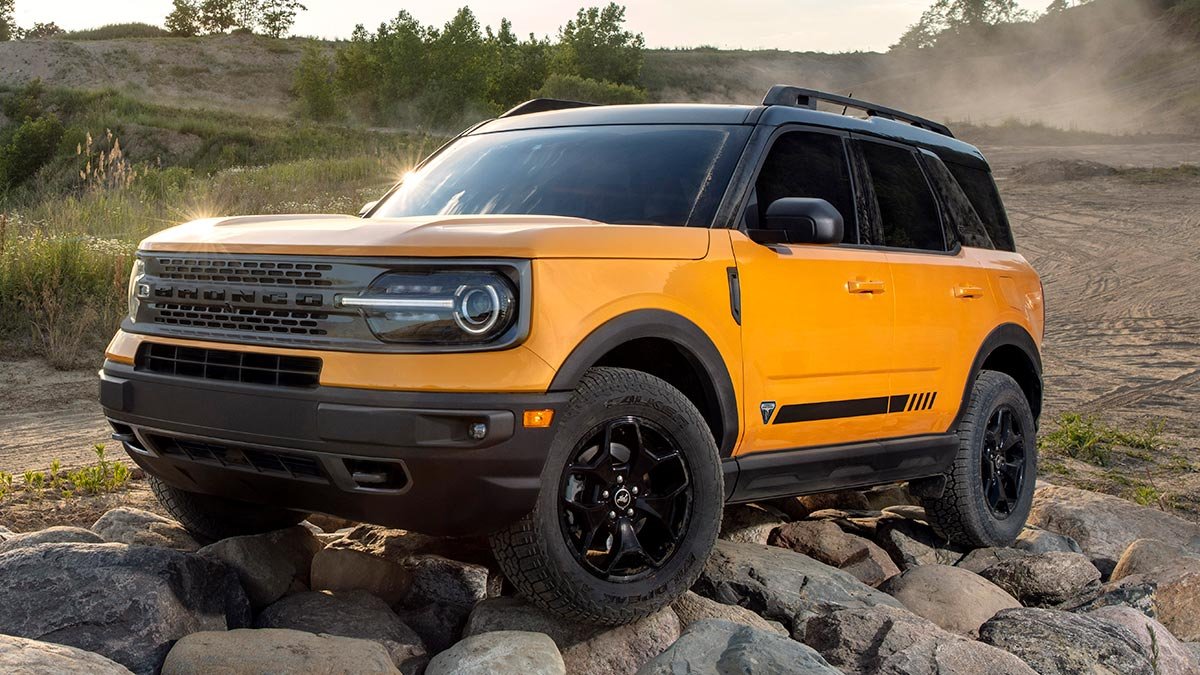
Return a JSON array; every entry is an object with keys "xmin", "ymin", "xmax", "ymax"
[
  {"xmin": 762, "ymin": 85, "xmax": 954, "ymax": 138},
  {"xmin": 499, "ymin": 98, "xmax": 598, "ymax": 118}
]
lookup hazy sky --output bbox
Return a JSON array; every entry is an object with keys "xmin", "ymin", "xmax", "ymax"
[{"xmin": 15, "ymin": 0, "xmax": 1052, "ymax": 52}]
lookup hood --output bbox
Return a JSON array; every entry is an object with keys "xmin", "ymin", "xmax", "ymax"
[{"xmin": 139, "ymin": 214, "xmax": 711, "ymax": 260}]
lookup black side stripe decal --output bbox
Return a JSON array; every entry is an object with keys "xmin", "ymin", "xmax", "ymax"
[{"xmin": 772, "ymin": 391, "xmax": 938, "ymax": 424}]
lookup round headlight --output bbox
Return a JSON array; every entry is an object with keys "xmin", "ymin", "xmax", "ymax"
[{"xmin": 454, "ymin": 284, "xmax": 506, "ymax": 335}]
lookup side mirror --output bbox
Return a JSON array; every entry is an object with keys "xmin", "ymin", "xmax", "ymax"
[
  {"xmin": 358, "ymin": 200, "xmax": 378, "ymax": 218},
  {"xmin": 749, "ymin": 198, "xmax": 844, "ymax": 245}
]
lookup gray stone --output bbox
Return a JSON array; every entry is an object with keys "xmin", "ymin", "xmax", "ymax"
[
  {"xmin": 91, "ymin": 507, "xmax": 200, "ymax": 551},
  {"xmin": 397, "ymin": 601, "xmax": 470, "ymax": 654},
  {"xmin": 427, "ymin": 632, "xmax": 564, "ymax": 675},
  {"xmin": 326, "ymin": 524, "xmax": 494, "ymax": 568},
  {"xmin": 880, "ymin": 564, "xmax": 1020, "ymax": 636},
  {"xmin": 978, "ymin": 551, "xmax": 1101, "ymax": 606},
  {"xmin": 1112, "ymin": 538, "xmax": 1198, "ymax": 581},
  {"xmin": 719, "ymin": 504, "xmax": 786, "ymax": 544},
  {"xmin": 465, "ymin": 597, "xmax": 680, "ymax": 675},
  {"xmin": 310, "ymin": 547, "xmax": 411, "ymax": 604},
  {"xmin": 803, "ymin": 605, "xmax": 1036, "ymax": 675},
  {"xmin": 873, "ymin": 517, "xmax": 967, "ymax": 569},
  {"xmin": 161, "ymin": 628, "xmax": 398, "ymax": 674},
  {"xmin": 1015, "ymin": 527, "xmax": 1083, "ymax": 554},
  {"xmin": 1088, "ymin": 605, "xmax": 1198, "ymax": 675},
  {"xmin": 797, "ymin": 490, "xmax": 872, "ymax": 512},
  {"xmin": 1106, "ymin": 551, "xmax": 1200, "ymax": 641},
  {"xmin": 693, "ymin": 540, "xmax": 902, "ymax": 634},
  {"xmin": 0, "ymin": 525, "xmax": 103, "ymax": 553},
  {"xmin": 979, "ymin": 607, "xmax": 1154, "ymax": 675},
  {"xmin": 864, "ymin": 484, "xmax": 920, "ymax": 511},
  {"xmin": 956, "ymin": 547, "xmax": 1030, "ymax": 574},
  {"xmin": 198, "ymin": 525, "xmax": 321, "ymax": 609},
  {"xmin": 670, "ymin": 591, "xmax": 787, "ymax": 636},
  {"xmin": 770, "ymin": 520, "xmax": 899, "ymax": 586},
  {"xmin": 0, "ymin": 634, "xmax": 133, "ymax": 674},
  {"xmin": 1189, "ymin": 643, "xmax": 1200, "ymax": 664},
  {"xmin": 0, "ymin": 542, "xmax": 250, "ymax": 675},
  {"xmin": 304, "ymin": 513, "xmax": 358, "ymax": 533},
  {"xmin": 1028, "ymin": 485, "xmax": 1200, "ymax": 562},
  {"xmin": 880, "ymin": 504, "xmax": 927, "ymax": 521},
  {"xmin": 639, "ymin": 619, "xmax": 840, "ymax": 675},
  {"xmin": 255, "ymin": 591, "xmax": 427, "ymax": 674},
  {"xmin": 0, "ymin": 525, "xmax": 14, "ymax": 541}
]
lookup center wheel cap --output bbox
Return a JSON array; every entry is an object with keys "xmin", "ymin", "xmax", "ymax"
[{"xmin": 613, "ymin": 487, "xmax": 632, "ymax": 510}]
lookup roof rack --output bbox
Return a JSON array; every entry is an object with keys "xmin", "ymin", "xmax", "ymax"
[
  {"xmin": 499, "ymin": 98, "xmax": 598, "ymax": 118},
  {"xmin": 762, "ymin": 85, "xmax": 954, "ymax": 138}
]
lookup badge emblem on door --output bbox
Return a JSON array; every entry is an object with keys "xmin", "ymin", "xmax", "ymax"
[{"xmin": 760, "ymin": 401, "xmax": 777, "ymax": 424}]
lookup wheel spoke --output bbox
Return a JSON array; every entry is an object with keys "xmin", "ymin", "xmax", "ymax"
[{"xmin": 604, "ymin": 519, "xmax": 646, "ymax": 574}]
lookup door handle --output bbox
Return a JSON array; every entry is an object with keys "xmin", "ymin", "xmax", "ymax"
[
  {"xmin": 846, "ymin": 279, "xmax": 886, "ymax": 294},
  {"xmin": 953, "ymin": 285, "xmax": 985, "ymax": 299}
]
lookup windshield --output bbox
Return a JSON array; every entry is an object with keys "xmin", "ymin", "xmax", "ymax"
[{"xmin": 372, "ymin": 124, "xmax": 750, "ymax": 227}]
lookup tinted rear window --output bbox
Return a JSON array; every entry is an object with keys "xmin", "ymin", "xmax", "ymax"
[{"xmin": 860, "ymin": 141, "xmax": 946, "ymax": 252}]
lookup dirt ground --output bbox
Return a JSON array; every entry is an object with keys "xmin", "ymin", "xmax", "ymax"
[{"xmin": 1, "ymin": 139, "xmax": 1197, "ymax": 526}]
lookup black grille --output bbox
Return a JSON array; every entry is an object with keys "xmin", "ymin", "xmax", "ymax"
[
  {"xmin": 156, "ymin": 257, "xmax": 334, "ymax": 286},
  {"xmin": 136, "ymin": 343, "xmax": 321, "ymax": 388},
  {"xmin": 151, "ymin": 435, "xmax": 326, "ymax": 482},
  {"xmin": 152, "ymin": 303, "xmax": 329, "ymax": 336}
]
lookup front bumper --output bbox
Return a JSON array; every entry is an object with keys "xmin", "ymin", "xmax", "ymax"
[{"xmin": 99, "ymin": 360, "xmax": 568, "ymax": 536}]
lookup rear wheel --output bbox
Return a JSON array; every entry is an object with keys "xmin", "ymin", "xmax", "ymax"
[
  {"xmin": 490, "ymin": 367, "xmax": 723, "ymax": 625},
  {"xmin": 149, "ymin": 475, "xmax": 308, "ymax": 543},
  {"xmin": 922, "ymin": 371, "xmax": 1037, "ymax": 548}
]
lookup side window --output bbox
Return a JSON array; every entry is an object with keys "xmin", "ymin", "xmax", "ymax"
[
  {"xmin": 752, "ymin": 131, "xmax": 857, "ymax": 242},
  {"xmin": 921, "ymin": 152, "xmax": 995, "ymax": 250},
  {"xmin": 858, "ymin": 141, "xmax": 946, "ymax": 252},
  {"xmin": 945, "ymin": 162, "xmax": 1016, "ymax": 252}
]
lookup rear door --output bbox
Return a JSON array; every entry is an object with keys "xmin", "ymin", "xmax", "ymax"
[{"xmin": 732, "ymin": 127, "xmax": 897, "ymax": 455}]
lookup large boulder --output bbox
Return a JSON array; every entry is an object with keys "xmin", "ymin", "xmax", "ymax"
[
  {"xmin": 0, "ymin": 634, "xmax": 133, "ymax": 674},
  {"xmin": 0, "ymin": 542, "xmax": 250, "ymax": 674},
  {"xmin": 956, "ymin": 547, "xmax": 1030, "ymax": 574},
  {"xmin": 979, "ymin": 607, "xmax": 1154, "ymax": 675},
  {"xmin": 770, "ymin": 520, "xmax": 899, "ymax": 586},
  {"xmin": 1028, "ymin": 485, "xmax": 1200, "ymax": 564},
  {"xmin": 396, "ymin": 601, "xmax": 471, "ymax": 654},
  {"xmin": 1103, "ymin": 541, "xmax": 1200, "ymax": 642},
  {"xmin": 161, "ymin": 628, "xmax": 398, "ymax": 674},
  {"xmin": 255, "ymin": 591, "xmax": 427, "ymax": 674},
  {"xmin": 694, "ymin": 540, "xmax": 903, "ymax": 634},
  {"xmin": 91, "ymin": 507, "xmax": 200, "ymax": 551},
  {"xmin": 427, "ymin": 632, "xmax": 565, "ymax": 675},
  {"xmin": 719, "ymin": 504, "xmax": 786, "ymax": 544},
  {"xmin": 395, "ymin": 554, "xmax": 498, "ymax": 653},
  {"xmin": 803, "ymin": 605, "xmax": 1036, "ymax": 675},
  {"xmin": 465, "ymin": 597, "xmax": 680, "ymax": 675},
  {"xmin": 1014, "ymin": 527, "xmax": 1083, "ymax": 554},
  {"xmin": 0, "ymin": 525, "xmax": 103, "ymax": 553},
  {"xmin": 198, "ymin": 525, "xmax": 322, "ymax": 609},
  {"xmin": 1111, "ymin": 538, "xmax": 1198, "ymax": 581},
  {"xmin": 1088, "ymin": 606, "xmax": 1199, "ymax": 675},
  {"xmin": 872, "ymin": 517, "xmax": 967, "ymax": 569},
  {"xmin": 310, "ymin": 547, "xmax": 411, "ymax": 604},
  {"xmin": 671, "ymin": 591, "xmax": 787, "ymax": 636},
  {"xmin": 879, "ymin": 564, "xmax": 1020, "ymax": 636},
  {"xmin": 978, "ymin": 551, "xmax": 1101, "ymax": 606},
  {"xmin": 326, "ymin": 524, "xmax": 494, "ymax": 568},
  {"xmin": 639, "ymin": 619, "xmax": 840, "ymax": 675}
]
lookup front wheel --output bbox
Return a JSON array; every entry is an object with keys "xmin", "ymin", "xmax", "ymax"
[
  {"xmin": 922, "ymin": 371, "xmax": 1038, "ymax": 548},
  {"xmin": 490, "ymin": 367, "xmax": 724, "ymax": 625}
]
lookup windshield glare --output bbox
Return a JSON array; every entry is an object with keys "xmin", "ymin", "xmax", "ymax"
[{"xmin": 372, "ymin": 125, "xmax": 749, "ymax": 227}]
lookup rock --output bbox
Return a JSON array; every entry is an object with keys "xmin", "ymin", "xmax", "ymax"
[
  {"xmin": 804, "ymin": 605, "xmax": 1036, "ymax": 675},
  {"xmin": 326, "ymin": 524, "xmax": 494, "ymax": 568},
  {"xmin": 1060, "ymin": 577, "xmax": 1159, "ymax": 617},
  {"xmin": 305, "ymin": 513, "xmax": 358, "ymax": 533},
  {"xmin": 880, "ymin": 564, "xmax": 1020, "ymax": 636},
  {"xmin": 1106, "ymin": 552, "xmax": 1200, "ymax": 641},
  {"xmin": 1189, "ymin": 643, "xmax": 1200, "ymax": 664},
  {"xmin": 1015, "ymin": 527, "xmax": 1083, "ymax": 554},
  {"xmin": 805, "ymin": 509, "xmax": 886, "ymax": 538},
  {"xmin": 198, "ymin": 525, "xmax": 321, "ymax": 609},
  {"xmin": 0, "ymin": 634, "xmax": 133, "ymax": 674},
  {"xmin": 978, "ymin": 551, "xmax": 1101, "ymax": 606},
  {"xmin": 0, "ymin": 525, "xmax": 14, "ymax": 540},
  {"xmin": 873, "ymin": 517, "xmax": 966, "ymax": 569},
  {"xmin": 310, "ymin": 547, "xmax": 411, "ymax": 604},
  {"xmin": 0, "ymin": 525, "xmax": 104, "ymax": 553},
  {"xmin": 465, "ymin": 597, "xmax": 680, "ymax": 675},
  {"xmin": 864, "ymin": 484, "xmax": 920, "ymax": 510},
  {"xmin": 1088, "ymin": 606, "xmax": 1198, "ymax": 675},
  {"xmin": 880, "ymin": 504, "xmax": 927, "ymax": 521},
  {"xmin": 769, "ymin": 520, "xmax": 899, "ymax": 586},
  {"xmin": 798, "ymin": 490, "xmax": 872, "ymax": 512},
  {"xmin": 400, "ymin": 554, "xmax": 496, "ymax": 608},
  {"xmin": 1028, "ymin": 485, "xmax": 1200, "ymax": 562},
  {"xmin": 91, "ymin": 507, "xmax": 200, "ymax": 551},
  {"xmin": 427, "ymin": 632, "xmax": 564, "ymax": 675},
  {"xmin": 670, "ymin": 591, "xmax": 787, "ymax": 636},
  {"xmin": 956, "ymin": 547, "xmax": 1030, "ymax": 574},
  {"xmin": 765, "ymin": 496, "xmax": 812, "ymax": 520},
  {"xmin": 719, "ymin": 504, "xmax": 786, "ymax": 544},
  {"xmin": 1112, "ymin": 538, "xmax": 1198, "ymax": 581},
  {"xmin": 693, "ymin": 540, "xmax": 902, "ymax": 633},
  {"xmin": 397, "ymin": 602, "xmax": 470, "ymax": 654},
  {"xmin": 979, "ymin": 607, "xmax": 1154, "ymax": 675},
  {"xmin": 639, "ymin": 619, "xmax": 840, "ymax": 675},
  {"xmin": 0, "ymin": 542, "xmax": 250, "ymax": 674},
  {"xmin": 161, "ymin": 628, "xmax": 398, "ymax": 674},
  {"xmin": 255, "ymin": 591, "xmax": 427, "ymax": 673}
]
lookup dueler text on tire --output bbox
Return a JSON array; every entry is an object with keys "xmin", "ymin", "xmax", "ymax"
[
  {"xmin": 490, "ymin": 367, "xmax": 724, "ymax": 625},
  {"xmin": 149, "ymin": 475, "xmax": 309, "ymax": 543},
  {"xmin": 922, "ymin": 370, "xmax": 1038, "ymax": 548}
]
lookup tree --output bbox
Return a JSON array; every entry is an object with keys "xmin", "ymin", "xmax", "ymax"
[
  {"xmin": 554, "ymin": 3, "xmax": 644, "ymax": 86},
  {"xmin": 22, "ymin": 22, "xmax": 65, "ymax": 39},
  {"xmin": 198, "ymin": 0, "xmax": 238, "ymax": 33},
  {"xmin": 259, "ymin": 0, "xmax": 305, "ymax": 38},
  {"xmin": 1046, "ymin": 0, "xmax": 1070, "ymax": 11},
  {"xmin": 892, "ymin": 0, "xmax": 1033, "ymax": 49},
  {"xmin": 1, "ymin": 0, "xmax": 16, "ymax": 41},
  {"xmin": 424, "ymin": 7, "xmax": 489, "ymax": 118},
  {"xmin": 486, "ymin": 19, "xmax": 550, "ymax": 109},
  {"xmin": 166, "ymin": 0, "xmax": 201, "ymax": 36},
  {"xmin": 292, "ymin": 44, "xmax": 340, "ymax": 120}
]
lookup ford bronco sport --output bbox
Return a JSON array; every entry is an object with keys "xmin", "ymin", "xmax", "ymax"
[{"xmin": 100, "ymin": 87, "xmax": 1044, "ymax": 624}]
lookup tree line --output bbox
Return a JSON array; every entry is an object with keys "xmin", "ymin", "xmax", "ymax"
[
  {"xmin": 893, "ymin": 0, "xmax": 1089, "ymax": 50},
  {"xmin": 165, "ymin": 0, "xmax": 306, "ymax": 38}
]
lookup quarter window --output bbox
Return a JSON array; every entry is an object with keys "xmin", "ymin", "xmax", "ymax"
[{"xmin": 859, "ymin": 141, "xmax": 946, "ymax": 252}]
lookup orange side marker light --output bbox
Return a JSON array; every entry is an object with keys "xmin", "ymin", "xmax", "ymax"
[{"xmin": 523, "ymin": 409, "xmax": 555, "ymax": 428}]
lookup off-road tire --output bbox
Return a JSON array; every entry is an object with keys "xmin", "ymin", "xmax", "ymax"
[
  {"xmin": 490, "ymin": 367, "xmax": 724, "ymax": 625},
  {"xmin": 149, "ymin": 475, "xmax": 308, "ymax": 543},
  {"xmin": 922, "ymin": 370, "xmax": 1038, "ymax": 548}
]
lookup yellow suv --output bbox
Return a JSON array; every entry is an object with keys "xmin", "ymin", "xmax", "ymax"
[{"xmin": 101, "ymin": 87, "xmax": 1044, "ymax": 624}]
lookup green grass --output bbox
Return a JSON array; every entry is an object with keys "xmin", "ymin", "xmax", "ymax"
[
  {"xmin": 0, "ymin": 446, "xmax": 131, "ymax": 502},
  {"xmin": 1039, "ymin": 413, "xmax": 1169, "ymax": 467}
]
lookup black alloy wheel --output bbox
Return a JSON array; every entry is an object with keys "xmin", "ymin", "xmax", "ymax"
[{"xmin": 980, "ymin": 405, "xmax": 1028, "ymax": 519}]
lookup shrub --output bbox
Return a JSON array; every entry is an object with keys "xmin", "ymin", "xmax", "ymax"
[
  {"xmin": 62, "ymin": 23, "xmax": 171, "ymax": 40},
  {"xmin": 536, "ymin": 73, "xmax": 646, "ymax": 105},
  {"xmin": 0, "ymin": 114, "xmax": 66, "ymax": 190},
  {"xmin": 293, "ymin": 45, "xmax": 342, "ymax": 122}
]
